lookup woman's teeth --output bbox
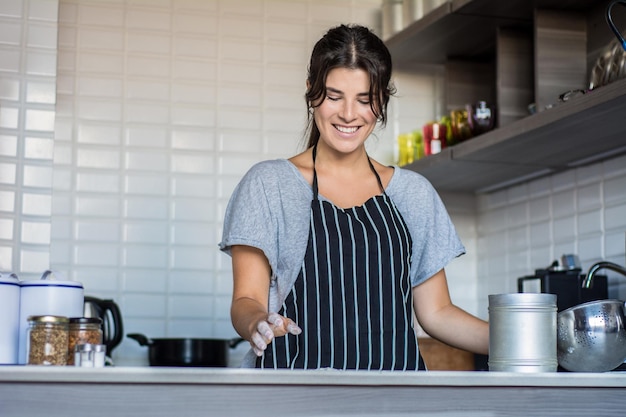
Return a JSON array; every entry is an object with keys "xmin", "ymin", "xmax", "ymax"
[{"xmin": 335, "ymin": 125, "xmax": 358, "ymax": 133}]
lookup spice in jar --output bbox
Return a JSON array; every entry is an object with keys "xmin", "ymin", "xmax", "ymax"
[
  {"xmin": 67, "ymin": 317, "xmax": 103, "ymax": 365},
  {"xmin": 27, "ymin": 315, "xmax": 69, "ymax": 366}
]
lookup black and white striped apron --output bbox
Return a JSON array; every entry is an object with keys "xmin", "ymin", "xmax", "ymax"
[{"xmin": 258, "ymin": 146, "xmax": 424, "ymax": 370}]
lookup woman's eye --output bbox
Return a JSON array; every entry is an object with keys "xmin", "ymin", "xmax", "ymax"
[
  {"xmin": 327, "ymin": 96, "xmax": 340, "ymax": 102},
  {"xmin": 358, "ymin": 100, "xmax": 370, "ymax": 105}
]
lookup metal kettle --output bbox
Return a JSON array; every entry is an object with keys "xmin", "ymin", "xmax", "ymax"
[{"xmin": 83, "ymin": 296, "xmax": 124, "ymax": 357}]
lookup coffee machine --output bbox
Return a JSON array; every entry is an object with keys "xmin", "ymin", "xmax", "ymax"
[{"xmin": 518, "ymin": 255, "xmax": 608, "ymax": 312}]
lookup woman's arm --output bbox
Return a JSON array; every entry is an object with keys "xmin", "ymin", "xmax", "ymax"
[
  {"xmin": 412, "ymin": 269, "xmax": 489, "ymax": 355},
  {"xmin": 230, "ymin": 245, "xmax": 301, "ymax": 356}
]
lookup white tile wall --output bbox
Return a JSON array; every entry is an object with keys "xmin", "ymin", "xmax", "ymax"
[{"xmin": 3, "ymin": 0, "xmax": 625, "ymax": 366}]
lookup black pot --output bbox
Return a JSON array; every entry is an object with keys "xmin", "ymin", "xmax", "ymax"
[{"xmin": 127, "ymin": 333, "xmax": 246, "ymax": 367}]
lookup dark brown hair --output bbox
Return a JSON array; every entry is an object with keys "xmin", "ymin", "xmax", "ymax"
[{"xmin": 304, "ymin": 24, "xmax": 395, "ymax": 149}]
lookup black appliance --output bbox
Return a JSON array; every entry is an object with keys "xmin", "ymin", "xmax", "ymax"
[
  {"xmin": 518, "ymin": 267, "xmax": 608, "ymax": 312},
  {"xmin": 83, "ymin": 296, "xmax": 124, "ymax": 359}
]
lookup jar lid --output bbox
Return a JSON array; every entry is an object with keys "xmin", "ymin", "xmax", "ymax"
[
  {"xmin": 69, "ymin": 317, "xmax": 103, "ymax": 325},
  {"xmin": 27, "ymin": 315, "xmax": 70, "ymax": 323}
]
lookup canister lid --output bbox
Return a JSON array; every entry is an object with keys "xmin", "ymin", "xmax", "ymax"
[
  {"xmin": 27, "ymin": 315, "xmax": 70, "ymax": 324},
  {"xmin": 69, "ymin": 317, "xmax": 103, "ymax": 325},
  {"xmin": 0, "ymin": 272, "xmax": 20, "ymax": 286},
  {"xmin": 488, "ymin": 293, "xmax": 557, "ymax": 308}
]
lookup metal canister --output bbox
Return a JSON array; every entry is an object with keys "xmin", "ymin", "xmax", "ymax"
[{"xmin": 488, "ymin": 293, "xmax": 557, "ymax": 372}]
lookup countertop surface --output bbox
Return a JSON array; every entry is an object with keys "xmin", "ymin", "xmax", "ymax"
[{"xmin": 2, "ymin": 365, "xmax": 626, "ymax": 386}]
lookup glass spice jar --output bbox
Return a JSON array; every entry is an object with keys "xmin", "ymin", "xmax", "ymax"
[
  {"xmin": 67, "ymin": 317, "xmax": 103, "ymax": 365},
  {"xmin": 27, "ymin": 315, "xmax": 69, "ymax": 366}
]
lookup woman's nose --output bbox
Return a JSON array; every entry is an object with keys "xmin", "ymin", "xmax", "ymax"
[{"xmin": 339, "ymin": 100, "xmax": 356, "ymax": 121}]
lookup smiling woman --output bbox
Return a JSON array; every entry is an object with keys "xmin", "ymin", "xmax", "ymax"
[{"xmin": 219, "ymin": 24, "xmax": 488, "ymax": 371}]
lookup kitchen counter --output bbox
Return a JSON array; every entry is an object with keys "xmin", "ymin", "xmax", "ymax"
[{"xmin": 1, "ymin": 366, "xmax": 625, "ymax": 416}]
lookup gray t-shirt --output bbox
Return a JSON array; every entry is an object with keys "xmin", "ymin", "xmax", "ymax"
[{"xmin": 219, "ymin": 159, "xmax": 465, "ymax": 367}]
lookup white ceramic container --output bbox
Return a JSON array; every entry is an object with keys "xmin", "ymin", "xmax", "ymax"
[{"xmin": 0, "ymin": 273, "xmax": 21, "ymax": 364}]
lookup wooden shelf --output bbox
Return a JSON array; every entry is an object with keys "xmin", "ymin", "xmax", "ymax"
[
  {"xmin": 388, "ymin": 0, "xmax": 626, "ymax": 193},
  {"xmin": 404, "ymin": 77, "xmax": 626, "ymax": 193}
]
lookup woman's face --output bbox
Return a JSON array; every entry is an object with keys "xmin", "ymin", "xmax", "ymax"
[{"xmin": 313, "ymin": 67, "xmax": 378, "ymax": 155}]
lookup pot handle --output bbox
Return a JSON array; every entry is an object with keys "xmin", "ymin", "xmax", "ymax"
[
  {"xmin": 229, "ymin": 337, "xmax": 246, "ymax": 349},
  {"xmin": 127, "ymin": 333, "xmax": 152, "ymax": 346},
  {"xmin": 607, "ymin": 0, "xmax": 626, "ymax": 51}
]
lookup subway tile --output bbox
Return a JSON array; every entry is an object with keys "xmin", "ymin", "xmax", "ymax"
[
  {"xmin": 22, "ymin": 192, "xmax": 52, "ymax": 216},
  {"xmin": 266, "ymin": 21, "xmax": 308, "ymax": 43},
  {"xmin": 266, "ymin": 42, "xmax": 309, "ymax": 66},
  {"xmin": 168, "ymin": 295, "xmax": 213, "ymax": 318},
  {"xmin": 218, "ymin": 153, "xmax": 262, "ymax": 177},
  {"xmin": 77, "ymin": 148, "xmax": 121, "ymax": 169},
  {"xmin": 218, "ymin": 85, "xmax": 261, "ymax": 108},
  {"xmin": 264, "ymin": 64, "xmax": 305, "ymax": 88},
  {"xmin": 75, "ymin": 195, "xmax": 120, "ymax": 217},
  {"xmin": 219, "ymin": 61, "xmax": 261, "ymax": 85},
  {"xmin": 123, "ymin": 245, "xmax": 168, "ymax": 268},
  {"xmin": 0, "ymin": 162, "xmax": 17, "ymax": 185},
  {"xmin": 125, "ymin": 149, "xmax": 169, "ymax": 171},
  {"xmin": 0, "ymin": 246, "xmax": 13, "ymax": 271},
  {"xmin": 0, "ymin": 48, "xmax": 21, "ymax": 72},
  {"xmin": 506, "ymin": 202, "xmax": 528, "ymax": 228},
  {"xmin": 125, "ymin": 102, "xmax": 170, "ymax": 124},
  {"xmin": 167, "ymin": 319, "xmax": 213, "ymax": 337},
  {"xmin": 126, "ymin": 79, "xmax": 170, "ymax": 102},
  {"xmin": 218, "ymin": 130, "xmax": 263, "ymax": 153},
  {"xmin": 21, "ymin": 220, "xmax": 51, "ymax": 244},
  {"xmin": 26, "ymin": 21, "xmax": 57, "ymax": 49},
  {"xmin": 170, "ymin": 246, "xmax": 214, "ymax": 270},
  {"xmin": 603, "ymin": 154, "xmax": 626, "ymax": 178},
  {"xmin": 26, "ymin": 49, "xmax": 57, "ymax": 76},
  {"xmin": 77, "ymin": 76, "xmax": 123, "ymax": 98},
  {"xmin": 171, "ymin": 198, "xmax": 215, "ymax": 222},
  {"xmin": 220, "ymin": 40, "xmax": 262, "ymax": 62},
  {"xmin": 78, "ymin": 123, "xmax": 121, "ymax": 145},
  {"xmin": 0, "ymin": 190, "xmax": 15, "ymax": 212},
  {"xmin": 171, "ymin": 176, "xmax": 215, "ymax": 198},
  {"xmin": 552, "ymin": 189, "xmax": 576, "ymax": 218},
  {"xmin": 172, "ymin": 13, "xmax": 218, "ymax": 35},
  {"xmin": 266, "ymin": 0, "xmax": 307, "ymax": 21},
  {"xmin": 124, "ymin": 197, "xmax": 169, "ymax": 220},
  {"xmin": 75, "ymin": 243, "xmax": 119, "ymax": 266},
  {"xmin": 77, "ymin": 98, "xmax": 122, "ymax": 122},
  {"xmin": 171, "ymin": 105, "xmax": 216, "ymax": 127},
  {"xmin": 0, "ymin": 135, "xmax": 18, "ymax": 156},
  {"xmin": 172, "ymin": 58, "xmax": 216, "ymax": 81},
  {"xmin": 76, "ymin": 220, "xmax": 120, "ymax": 242},
  {"xmin": 604, "ymin": 174, "xmax": 626, "ymax": 205},
  {"xmin": 577, "ymin": 182, "xmax": 602, "ymax": 212},
  {"xmin": 57, "ymin": 26, "xmax": 76, "ymax": 49},
  {"xmin": 528, "ymin": 195, "xmax": 550, "ymax": 222},
  {"xmin": 171, "ymin": 129, "xmax": 214, "ymax": 151},
  {"xmin": 127, "ymin": 32, "xmax": 171, "ymax": 55},
  {"xmin": 605, "ymin": 202, "xmax": 626, "ymax": 230},
  {"xmin": 264, "ymin": 108, "xmax": 305, "ymax": 133},
  {"xmin": 219, "ymin": 0, "xmax": 263, "ymax": 16},
  {"xmin": 578, "ymin": 209, "xmax": 602, "ymax": 237},
  {"xmin": 168, "ymin": 270, "xmax": 214, "ymax": 294},
  {"xmin": 220, "ymin": 16, "xmax": 262, "ymax": 40},
  {"xmin": 124, "ymin": 221, "xmax": 168, "ymax": 244},
  {"xmin": 76, "ymin": 4, "xmax": 124, "ymax": 28},
  {"xmin": 0, "ymin": 0, "xmax": 23, "ymax": 18},
  {"xmin": 0, "ymin": 218, "xmax": 13, "ymax": 240},
  {"xmin": 51, "ymin": 167, "xmax": 71, "ymax": 189},
  {"xmin": 125, "ymin": 126, "xmax": 167, "ymax": 148},
  {"xmin": 77, "ymin": 52, "xmax": 124, "ymax": 74},
  {"xmin": 0, "ymin": 77, "xmax": 20, "ymax": 101},
  {"xmin": 22, "ymin": 164, "xmax": 53, "ymax": 188},
  {"xmin": 122, "ymin": 269, "xmax": 168, "ymax": 293},
  {"xmin": 28, "ymin": 0, "xmax": 59, "ymax": 22},
  {"xmin": 577, "ymin": 234, "xmax": 603, "ymax": 261},
  {"xmin": 19, "ymin": 248, "xmax": 50, "ymax": 273},
  {"xmin": 76, "ymin": 172, "xmax": 120, "ymax": 193},
  {"xmin": 605, "ymin": 230, "xmax": 626, "ymax": 258},
  {"xmin": 171, "ymin": 153, "xmax": 213, "ymax": 174},
  {"xmin": 173, "ymin": 36, "xmax": 217, "ymax": 59},
  {"xmin": 309, "ymin": 3, "xmax": 352, "ymax": 25},
  {"xmin": 127, "ymin": 55, "xmax": 170, "ymax": 78},
  {"xmin": 26, "ymin": 80, "xmax": 56, "ymax": 103},
  {"xmin": 126, "ymin": 9, "xmax": 171, "ymax": 31},
  {"xmin": 553, "ymin": 215, "xmax": 576, "ymax": 242},
  {"xmin": 78, "ymin": 27, "xmax": 124, "ymax": 51},
  {"xmin": 217, "ymin": 108, "xmax": 260, "ymax": 130},
  {"xmin": 171, "ymin": 222, "xmax": 214, "ymax": 245},
  {"xmin": 124, "ymin": 173, "xmax": 169, "ymax": 196},
  {"xmin": 507, "ymin": 225, "xmax": 528, "ymax": 251},
  {"xmin": 0, "ymin": 106, "xmax": 19, "ymax": 129},
  {"xmin": 25, "ymin": 108, "xmax": 55, "ymax": 132},
  {"xmin": 123, "ymin": 293, "xmax": 167, "ymax": 317}
]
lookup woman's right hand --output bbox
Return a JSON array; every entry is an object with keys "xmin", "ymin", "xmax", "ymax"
[{"xmin": 249, "ymin": 312, "xmax": 302, "ymax": 356}]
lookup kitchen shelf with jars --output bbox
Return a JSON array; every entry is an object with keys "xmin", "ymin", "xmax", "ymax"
[{"xmin": 387, "ymin": 0, "xmax": 626, "ymax": 193}]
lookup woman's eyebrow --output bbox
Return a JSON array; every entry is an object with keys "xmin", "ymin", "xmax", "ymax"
[{"xmin": 325, "ymin": 86, "xmax": 369, "ymax": 97}]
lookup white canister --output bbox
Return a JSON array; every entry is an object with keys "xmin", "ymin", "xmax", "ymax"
[
  {"xmin": 17, "ymin": 270, "xmax": 84, "ymax": 364},
  {"xmin": 0, "ymin": 273, "xmax": 21, "ymax": 364},
  {"xmin": 488, "ymin": 293, "xmax": 557, "ymax": 373}
]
